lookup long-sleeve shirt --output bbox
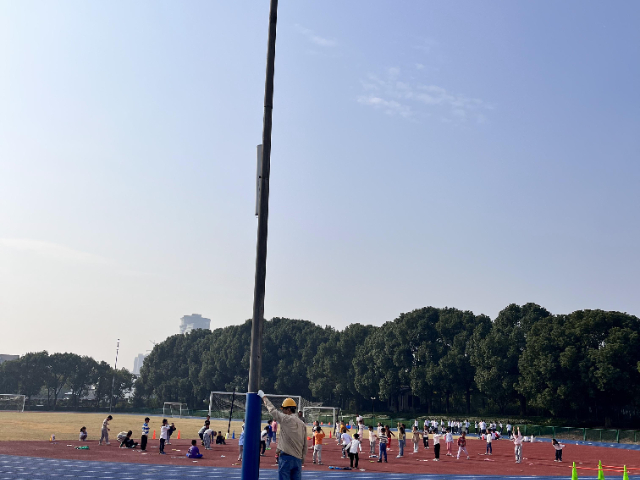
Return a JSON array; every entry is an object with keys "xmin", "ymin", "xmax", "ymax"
[
  {"xmin": 142, "ymin": 423, "xmax": 150, "ymax": 436},
  {"xmin": 264, "ymin": 397, "xmax": 307, "ymax": 461},
  {"xmin": 513, "ymin": 433, "xmax": 523, "ymax": 445}
]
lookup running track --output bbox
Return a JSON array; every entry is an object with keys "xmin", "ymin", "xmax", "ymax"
[{"xmin": 1, "ymin": 455, "xmax": 638, "ymax": 480}]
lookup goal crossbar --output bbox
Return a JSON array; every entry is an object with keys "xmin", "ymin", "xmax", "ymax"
[
  {"xmin": 162, "ymin": 402, "xmax": 190, "ymax": 418},
  {"xmin": 209, "ymin": 391, "xmax": 316, "ymax": 419},
  {"xmin": 302, "ymin": 406, "xmax": 339, "ymax": 427}
]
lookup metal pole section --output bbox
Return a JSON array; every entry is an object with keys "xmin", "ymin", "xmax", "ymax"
[
  {"xmin": 242, "ymin": 1, "xmax": 278, "ymax": 479},
  {"xmin": 109, "ymin": 339, "xmax": 120, "ymax": 413}
]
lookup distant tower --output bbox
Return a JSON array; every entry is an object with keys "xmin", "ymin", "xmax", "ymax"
[
  {"xmin": 179, "ymin": 314, "xmax": 211, "ymax": 334},
  {"xmin": 133, "ymin": 353, "xmax": 147, "ymax": 376}
]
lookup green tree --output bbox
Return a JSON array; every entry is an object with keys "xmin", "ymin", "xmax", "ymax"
[
  {"xmin": 67, "ymin": 356, "xmax": 98, "ymax": 407},
  {"xmin": 471, "ymin": 303, "xmax": 551, "ymax": 414}
]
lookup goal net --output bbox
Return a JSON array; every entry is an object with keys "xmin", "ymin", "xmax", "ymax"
[
  {"xmin": 209, "ymin": 391, "xmax": 320, "ymax": 422},
  {"xmin": 302, "ymin": 406, "xmax": 339, "ymax": 427},
  {"xmin": 163, "ymin": 402, "xmax": 190, "ymax": 418},
  {"xmin": 0, "ymin": 394, "xmax": 26, "ymax": 412}
]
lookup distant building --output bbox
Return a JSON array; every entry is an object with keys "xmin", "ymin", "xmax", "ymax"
[
  {"xmin": 133, "ymin": 353, "xmax": 147, "ymax": 376},
  {"xmin": 0, "ymin": 354, "xmax": 19, "ymax": 365},
  {"xmin": 179, "ymin": 313, "xmax": 211, "ymax": 334}
]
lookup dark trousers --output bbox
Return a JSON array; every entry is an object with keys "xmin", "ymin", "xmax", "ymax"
[
  {"xmin": 486, "ymin": 442, "xmax": 492, "ymax": 454},
  {"xmin": 159, "ymin": 438, "xmax": 165, "ymax": 453},
  {"xmin": 141, "ymin": 435, "xmax": 148, "ymax": 451},
  {"xmin": 349, "ymin": 452, "xmax": 359, "ymax": 468},
  {"xmin": 423, "ymin": 435, "xmax": 429, "ymax": 448},
  {"xmin": 260, "ymin": 440, "xmax": 266, "ymax": 455},
  {"xmin": 555, "ymin": 449, "xmax": 562, "ymax": 461},
  {"xmin": 434, "ymin": 443, "xmax": 440, "ymax": 459}
]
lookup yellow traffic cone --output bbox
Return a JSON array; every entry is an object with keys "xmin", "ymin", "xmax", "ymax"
[
  {"xmin": 597, "ymin": 460, "xmax": 605, "ymax": 480},
  {"xmin": 623, "ymin": 465, "xmax": 629, "ymax": 480},
  {"xmin": 571, "ymin": 462, "xmax": 579, "ymax": 480}
]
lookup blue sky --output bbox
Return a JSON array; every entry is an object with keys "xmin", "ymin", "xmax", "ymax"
[{"xmin": 1, "ymin": 1, "xmax": 639, "ymax": 370}]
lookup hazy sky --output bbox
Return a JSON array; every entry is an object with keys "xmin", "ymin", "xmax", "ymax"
[{"xmin": 1, "ymin": 1, "xmax": 639, "ymax": 372}]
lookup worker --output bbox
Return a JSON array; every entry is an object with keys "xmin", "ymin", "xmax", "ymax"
[{"xmin": 258, "ymin": 390, "xmax": 306, "ymax": 480}]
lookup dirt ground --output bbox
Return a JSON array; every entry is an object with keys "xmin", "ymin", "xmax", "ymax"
[{"xmin": 1, "ymin": 434, "xmax": 639, "ymax": 476}]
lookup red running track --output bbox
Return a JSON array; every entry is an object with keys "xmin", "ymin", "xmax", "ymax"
[{"xmin": 1, "ymin": 437, "xmax": 639, "ymax": 476}]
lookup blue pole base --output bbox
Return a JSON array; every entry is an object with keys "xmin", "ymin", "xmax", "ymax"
[{"xmin": 241, "ymin": 393, "xmax": 262, "ymax": 480}]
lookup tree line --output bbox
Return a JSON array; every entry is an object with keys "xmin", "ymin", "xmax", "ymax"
[
  {"xmin": 2, "ymin": 304, "xmax": 639, "ymax": 427},
  {"xmin": 134, "ymin": 304, "xmax": 640, "ymax": 427},
  {"xmin": 0, "ymin": 351, "xmax": 134, "ymax": 409}
]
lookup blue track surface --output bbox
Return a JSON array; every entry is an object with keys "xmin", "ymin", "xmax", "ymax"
[{"xmin": 2, "ymin": 455, "xmax": 638, "ymax": 480}]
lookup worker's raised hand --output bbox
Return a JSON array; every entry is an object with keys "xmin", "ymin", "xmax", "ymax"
[{"xmin": 257, "ymin": 390, "xmax": 265, "ymax": 398}]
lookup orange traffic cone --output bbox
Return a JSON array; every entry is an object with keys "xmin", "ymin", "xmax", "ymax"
[
  {"xmin": 152, "ymin": 430, "xmax": 156, "ymax": 440},
  {"xmin": 329, "ymin": 431, "xmax": 332, "ymax": 439},
  {"xmin": 177, "ymin": 430, "xmax": 181, "ymax": 440}
]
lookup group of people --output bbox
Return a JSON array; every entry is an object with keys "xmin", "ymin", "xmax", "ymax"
[
  {"xmin": 79, "ymin": 405, "xmax": 565, "ymax": 480},
  {"xmin": 92, "ymin": 415, "xmax": 178, "ymax": 453}
]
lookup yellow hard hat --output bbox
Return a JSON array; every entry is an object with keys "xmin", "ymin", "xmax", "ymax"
[{"xmin": 281, "ymin": 397, "xmax": 297, "ymax": 408}]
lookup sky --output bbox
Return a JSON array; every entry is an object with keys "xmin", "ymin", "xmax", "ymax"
[{"xmin": 1, "ymin": 1, "xmax": 639, "ymax": 372}]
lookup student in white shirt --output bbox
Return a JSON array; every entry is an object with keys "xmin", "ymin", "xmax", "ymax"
[
  {"xmin": 347, "ymin": 433, "xmax": 362, "ymax": 469},
  {"xmin": 368, "ymin": 426, "xmax": 377, "ymax": 457},
  {"xmin": 159, "ymin": 419, "xmax": 169, "ymax": 455},
  {"xmin": 341, "ymin": 431, "xmax": 352, "ymax": 459},
  {"xmin": 432, "ymin": 431, "xmax": 441, "ymax": 461},
  {"xmin": 486, "ymin": 430, "xmax": 494, "ymax": 455},
  {"xmin": 445, "ymin": 429, "xmax": 453, "ymax": 456}
]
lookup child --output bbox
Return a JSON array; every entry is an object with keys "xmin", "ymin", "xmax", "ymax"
[
  {"xmin": 99, "ymin": 415, "xmax": 112, "ymax": 445},
  {"xmin": 272, "ymin": 420, "xmax": 277, "ymax": 443},
  {"xmin": 456, "ymin": 432, "xmax": 469, "ymax": 460},
  {"xmin": 313, "ymin": 426, "xmax": 325, "ymax": 465},
  {"xmin": 432, "ymin": 430, "xmax": 441, "ymax": 461},
  {"xmin": 79, "ymin": 427, "xmax": 88, "ymax": 441},
  {"xmin": 385, "ymin": 425, "xmax": 395, "ymax": 451},
  {"xmin": 422, "ymin": 423, "xmax": 429, "ymax": 449},
  {"xmin": 120, "ymin": 430, "xmax": 138, "ymax": 449},
  {"xmin": 552, "ymin": 438, "xmax": 564, "ymax": 462},
  {"xmin": 445, "ymin": 429, "xmax": 453, "ymax": 456},
  {"xmin": 260, "ymin": 426, "xmax": 268, "ymax": 456},
  {"xmin": 368, "ymin": 426, "xmax": 377, "ymax": 457},
  {"xmin": 167, "ymin": 422, "xmax": 176, "ymax": 445},
  {"xmin": 198, "ymin": 421, "xmax": 209, "ymax": 445},
  {"xmin": 340, "ymin": 429, "xmax": 352, "ymax": 459},
  {"xmin": 141, "ymin": 417, "xmax": 150, "ymax": 451},
  {"xmin": 203, "ymin": 425, "xmax": 214, "ymax": 450},
  {"xmin": 412, "ymin": 425, "xmax": 421, "ymax": 453},
  {"xmin": 238, "ymin": 429, "xmax": 245, "ymax": 462},
  {"xmin": 186, "ymin": 439, "xmax": 203, "ymax": 458},
  {"xmin": 486, "ymin": 429, "xmax": 494, "ymax": 455},
  {"xmin": 266, "ymin": 420, "xmax": 273, "ymax": 449},
  {"xmin": 513, "ymin": 427, "xmax": 523, "ymax": 463},
  {"xmin": 377, "ymin": 427, "xmax": 388, "ymax": 463},
  {"xmin": 216, "ymin": 431, "xmax": 226, "ymax": 445},
  {"xmin": 347, "ymin": 433, "xmax": 362, "ymax": 469},
  {"xmin": 396, "ymin": 424, "xmax": 406, "ymax": 458},
  {"xmin": 159, "ymin": 419, "xmax": 169, "ymax": 454}
]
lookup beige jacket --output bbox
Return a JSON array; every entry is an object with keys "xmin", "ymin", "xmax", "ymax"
[{"xmin": 264, "ymin": 397, "xmax": 307, "ymax": 462}]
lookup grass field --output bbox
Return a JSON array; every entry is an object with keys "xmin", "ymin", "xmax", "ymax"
[
  {"xmin": 0, "ymin": 412, "xmax": 250, "ymax": 442},
  {"xmin": 0, "ymin": 412, "xmax": 320, "ymax": 442}
]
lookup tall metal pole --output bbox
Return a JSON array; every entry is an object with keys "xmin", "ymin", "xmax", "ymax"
[
  {"xmin": 109, "ymin": 339, "xmax": 120, "ymax": 413},
  {"xmin": 242, "ymin": 1, "xmax": 278, "ymax": 479}
]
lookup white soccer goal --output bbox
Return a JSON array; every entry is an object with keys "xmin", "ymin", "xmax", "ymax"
[
  {"xmin": 209, "ymin": 391, "xmax": 319, "ymax": 421},
  {"xmin": 0, "ymin": 394, "xmax": 26, "ymax": 412},
  {"xmin": 303, "ymin": 406, "xmax": 339, "ymax": 427},
  {"xmin": 163, "ymin": 402, "xmax": 190, "ymax": 418}
]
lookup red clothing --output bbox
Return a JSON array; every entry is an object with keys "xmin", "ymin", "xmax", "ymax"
[{"xmin": 457, "ymin": 437, "xmax": 467, "ymax": 447}]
